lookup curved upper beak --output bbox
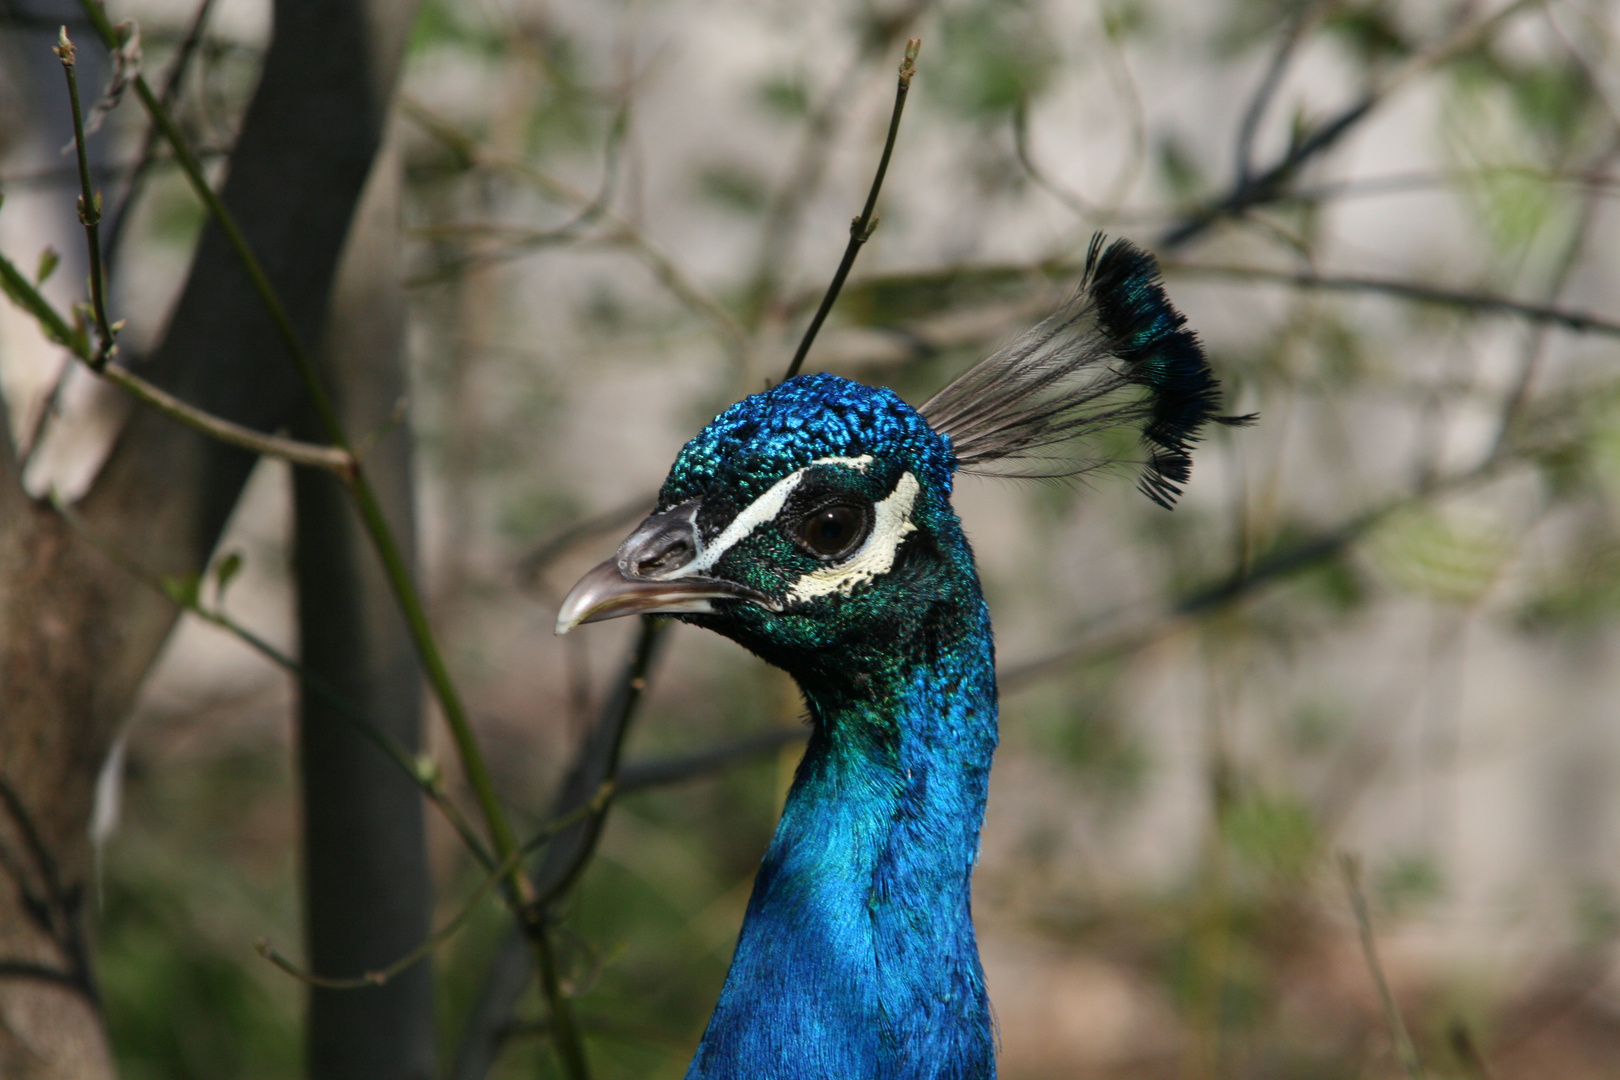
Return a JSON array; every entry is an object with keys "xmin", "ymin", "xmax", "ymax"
[{"xmin": 554, "ymin": 502, "xmax": 767, "ymax": 634}]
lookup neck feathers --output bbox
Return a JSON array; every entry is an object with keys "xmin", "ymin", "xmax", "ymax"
[{"xmin": 688, "ymin": 597, "xmax": 999, "ymax": 1080}]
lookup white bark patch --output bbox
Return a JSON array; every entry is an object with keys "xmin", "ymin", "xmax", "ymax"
[{"xmin": 785, "ymin": 471, "xmax": 919, "ymax": 605}]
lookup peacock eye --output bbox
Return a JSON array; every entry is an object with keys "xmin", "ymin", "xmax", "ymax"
[{"xmin": 794, "ymin": 502, "xmax": 869, "ymax": 560}]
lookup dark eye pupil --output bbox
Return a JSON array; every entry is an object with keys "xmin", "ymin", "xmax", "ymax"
[{"xmin": 805, "ymin": 506, "xmax": 859, "ymax": 555}]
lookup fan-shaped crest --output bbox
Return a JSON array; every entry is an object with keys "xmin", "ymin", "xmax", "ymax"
[{"xmin": 918, "ymin": 235, "xmax": 1251, "ymax": 508}]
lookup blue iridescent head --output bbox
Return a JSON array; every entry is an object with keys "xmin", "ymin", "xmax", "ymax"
[
  {"xmin": 557, "ymin": 372, "xmax": 974, "ymax": 682},
  {"xmin": 556, "ymin": 236, "xmax": 1247, "ymax": 677}
]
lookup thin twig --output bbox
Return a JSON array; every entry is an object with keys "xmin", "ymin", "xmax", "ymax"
[
  {"xmin": 0, "ymin": 961, "xmax": 86, "ymax": 991},
  {"xmin": 617, "ymin": 728, "xmax": 806, "ymax": 794},
  {"xmin": 411, "ymin": 104, "xmax": 630, "ymax": 282},
  {"xmin": 400, "ymin": 96, "xmax": 746, "ymax": 359},
  {"xmin": 517, "ymin": 495, "xmax": 652, "ymax": 582},
  {"xmin": 449, "ymin": 619, "xmax": 668, "ymax": 1078},
  {"xmin": 1341, "ymin": 853, "xmax": 1427, "ymax": 1080},
  {"xmin": 1447, "ymin": 1020, "xmax": 1497, "ymax": 1080},
  {"xmin": 782, "ymin": 38, "xmax": 921, "ymax": 381},
  {"xmin": 102, "ymin": 0, "xmax": 219, "ymax": 267},
  {"xmin": 999, "ymin": 447, "xmax": 1525, "ymax": 692},
  {"xmin": 1012, "ymin": 97, "xmax": 1101, "ymax": 222},
  {"xmin": 1164, "ymin": 261, "xmax": 1620, "ymax": 339},
  {"xmin": 0, "ymin": 249, "xmax": 355, "ymax": 473},
  {"xmin": 102, "ymin": 362, "xmax": 355, "ymax": 472},
  {"xmin": 1233, "ymin": 2, "xmax": 1330, "ymax": 185},
  {"xmin": 257, "ymin": 781, "xmax": 614, "ymax": 991},
  {"xmin": 46, "ymin": 494, "xmax": 496, "ymax": 870},
  {"xmin": 0, "ymin": 775, "xmax": 97, "ymax": 1004},
  {"xmin": 53, "ymin": 29, "xmax": 115, "ymax": 367}
]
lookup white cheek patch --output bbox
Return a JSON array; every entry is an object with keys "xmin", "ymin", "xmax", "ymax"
[{"xmin": 784, "ymin": 472, "xmax": 919, "ymax": 605}]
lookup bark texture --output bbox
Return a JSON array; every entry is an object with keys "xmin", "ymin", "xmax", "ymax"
[{"xmin": 294, "ymin": 129, "xmax": 435, "ymax": 1079}]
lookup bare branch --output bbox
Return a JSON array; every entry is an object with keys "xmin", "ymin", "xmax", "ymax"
[
  {"xmin": 0, "ymin": 247, "xmax": 356, "ymax": 472},
  {"xmin": 1164, "ymin": 261, "xmax": 1620, "ymax": 339},
  {"xmin": 1341, "ymin": 853, "xmax": 1428, "ymax": 1080},
  {"xmin": 53, "ymin": 28, "xmax": 116, "ymax": 367},
  {"xmin": 101, "ymin": 0, "xmax": 220, "ymax": 268},
  {"xmin": 1159, "ymin": 0, "xmax": 1543, "ymax": 251},
  {"xmin": 517, "ymin": 495, "xmax": 652, "ymax": 583},
  {"xmin": 399, "ymin": 96, "xmax": 747, "ymax": 355},
  {"xmin": 783, "ymin": 38, "xmax": 921, "ymax": 380},
  {"xmin": 618, "ymin": 728, "xmax": 807, "ymax": 794},
  {"xmin": 256, "ymin": 782, "xmax": 612, "ymax": 991}
]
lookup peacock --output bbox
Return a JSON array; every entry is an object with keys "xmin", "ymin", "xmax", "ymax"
[{"xmin": 556, "ymin": 235, "xmax": 1240, "ymax": 1079}]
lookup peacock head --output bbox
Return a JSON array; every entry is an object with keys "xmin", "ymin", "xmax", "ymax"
[
  {"xmin": 555, "ymin": 236, "xmax": 1249, "ymax": 679},
  {"xmin": 554, "ymin": 372, "xmax": 973, "ymax": 678}
]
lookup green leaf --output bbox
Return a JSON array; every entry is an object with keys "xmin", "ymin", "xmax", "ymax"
[
  {"xmin": 212, "ymin": 551, "xmax": 244, "ymax": 604},
  {"xmin": 1225, "ymin": 789, "xmax": 1319, "ymax": 881},
  {"xmin": 35, "ymin": 246, "xmax": 59, "ymax": 285},
  {"xmin": 161, "ymin": 573, "xmax": 202, "ymax": 609},
  {"xmin": 1369, "ymin": 506, "xmax": 1511, "ymax": 604}
]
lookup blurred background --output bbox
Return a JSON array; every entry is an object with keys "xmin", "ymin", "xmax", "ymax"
[{"xmin": 4, "ymin": 0, "xmax": 1620, "ymax": 1076}]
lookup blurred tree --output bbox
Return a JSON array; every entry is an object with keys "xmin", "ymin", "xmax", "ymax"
[{"xmin": 0, "ymin": 0, "xmax": 424, "ymax": 1076}]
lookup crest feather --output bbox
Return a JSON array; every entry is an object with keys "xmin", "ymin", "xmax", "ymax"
[{"xmin": 917, "ymin": 234, "xmax": 1250, "ymax": 508}]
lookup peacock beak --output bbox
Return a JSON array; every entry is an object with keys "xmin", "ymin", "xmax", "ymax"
[{"xmin": 555, "ymin": 503, "xmax": 770, "ymax": 633}]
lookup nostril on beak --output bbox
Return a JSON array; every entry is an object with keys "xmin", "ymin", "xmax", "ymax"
[{"xmin": 632, "ymin": 536, "xmax": 694, "ymax": 578}]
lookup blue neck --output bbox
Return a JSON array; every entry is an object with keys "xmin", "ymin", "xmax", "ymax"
[{"xmin": 687, "ymin": 599, "xmax": 999, "ymax": 1080}]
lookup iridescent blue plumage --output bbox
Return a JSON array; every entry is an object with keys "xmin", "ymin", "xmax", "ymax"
[
  {"xmin": 665, "ymin": 375, "xmax": 996, "ymax": 1080},
  {"xmin": 554, "ymin": 235, "xmax": 1238, "ymax": 1080}
]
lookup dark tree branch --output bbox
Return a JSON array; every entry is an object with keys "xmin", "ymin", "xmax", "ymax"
[
  {"xmin": 1233, "ymin": 2, "xmax": 1329, "ymax": 186},
  {"xmin": 451, "ymin": 618, "xmax": 667, "ymax": 1080},
  {"xmin": 1158, "ymin": 0, "xmax": 1540, "ymax": 252},
  {"xmin": 517, "ymin": 495, "xmax": 652, "ymax": 583},
  {"xmin": 618, "ymin": 728, "xmax": 808, "ymax": 794},
  {"xmin": 1164, "ymin": 261, "xmax": 1620, "ymax": 339},
  {"xmin": 0, "ymin": 962, "xmax": 88, "ymax": 994}
]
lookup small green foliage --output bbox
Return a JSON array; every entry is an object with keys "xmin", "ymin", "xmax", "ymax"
[
  {"xmin": 1100, "ymin": 0, "xmax": 1150, "ymax": 42},
  {"xmin": 160, "ymin": 573, "xmax": 202, "ymax": 609},
  {"xmin": 1286, "ymin": 700, "xmax": 1345, "ymax": 755},
  {"xmin": 1369, "ymin": 507, "xmax": 1510, "ymax": 605},
  {"xmin": 1156, "ymin": 134, "xmax": 1208, "ymax": 205},
  {"xmin": 935, "ymin": 0, "xmax": 1058, "ymax": 117},
  {"xmin": 35, "ymin": 245, "xmax": 59, "ymax": 285},
  {"xmin": 410, "ymin": 0, "xmax": 505, "ymax": 57},
  {"xmin": 212, "ymin": 550, "xmax": 244, "ymax": 605},
  {"xmin": 1322, "ymin": 1, "xmax": 1410, "ymax": 66},
  {"xmin": 1377, "ymin": 852, "xmax": 1445, "ymax": 916},
  {"xmin": 1573, "ymin": 880, "xmax": 1620, "ymax": 944},
  {"xmin": 499, "ymin": 489, "xmax": 580, "ymax": 541},
  {"xmin": 1312, "ymin": 316, "xmax": 1365, "ymax": 386},
  {"xmin": 756, "ymin": 74, "xmax": 811, "ymax": 119},
  {"xmin": 1224, "ymin": 788, "xmax": 1319, "ymax": 882},
  {"xmin": 146, "ymin": 173, "xmax": 208, "ymax": 247},
  {"xmin": 695, "ymin": 161, "xmax": 770, "ymax": 216},
  {"xmin": 1517, "ymin": 533, "xmax": 1620, "ymax": 634}
]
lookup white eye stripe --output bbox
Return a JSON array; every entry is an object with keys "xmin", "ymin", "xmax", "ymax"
[
  {"xmin": 684, "ymin": 469, "xmax": 807, "ymax": 574},
  {"xmin": 785, "ymin": 472, "xmax": 919, "ymax": 605},
  {"xmin": 674, "ymin": 456, "xmax": 896, "ymax": 578}
]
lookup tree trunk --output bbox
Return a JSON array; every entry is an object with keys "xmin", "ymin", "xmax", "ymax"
[
  {"xmin": 0, "ymin": 0, "xmax": 416, "ymax": 1074},
  {"xmin": 294, "ymin": 127, "xmax": 435, "ymax": 1079}
]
